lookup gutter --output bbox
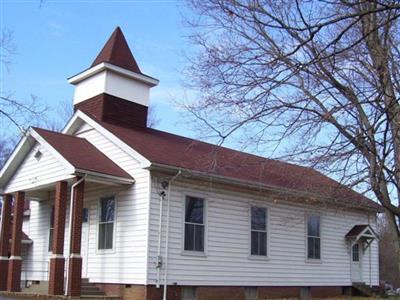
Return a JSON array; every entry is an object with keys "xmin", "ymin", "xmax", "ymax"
[
  {"xmin": 74, "ymin": 169, "xmax": 134, "ymax": 184},
  {"xmin": 147, "ymin": 163, "xmax": 381, "ymax": 213}
]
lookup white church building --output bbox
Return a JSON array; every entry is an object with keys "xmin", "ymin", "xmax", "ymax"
[{"xmin": 0, "ymin": 27, "xmax": 380, "ymax": 300}]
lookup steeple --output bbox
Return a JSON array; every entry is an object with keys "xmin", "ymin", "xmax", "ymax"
[
  {"xmin": 91, "ymin": 26, "xmax": 142, "ymax": 74},
  {"xmin": 68, "ymin": 27, "xmax": 159, "ymax": 128}
]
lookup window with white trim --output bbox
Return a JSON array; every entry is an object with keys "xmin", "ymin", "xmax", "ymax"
[
  {"xmin": 352, "ymin": 243, "xmax": 360, "ymax": 262},
  {"xmin": 251, "ymin": 206, "xmax": 267, "ymax": 256},
  {"xmin": 48, "ymin": 206, "xmax": 54, "ymax": 252},
  {"xmin": 98, "ymin": 196, "xmax": 115, "ymax": 250},
  {"xmin": 184, "ymin": 196, "xmax": 204, "ymax": 252},
  {"xmin": 307, "ymin": 215, "xmax": 321, "ymax": 259}
]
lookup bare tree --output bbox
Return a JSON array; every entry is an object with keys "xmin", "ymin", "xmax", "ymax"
[
  {"xmin": 184, "ymin": 0, "xmax": 400, "ymax": 276},
  {"xmin": 147, "ymin": 105, "xmax": 160, "ymax": 128},
  {"xmin": 1, "ymin": 29, "xmax": 46, "ymax": 133},
  {"xmin": 378, "ymin": 215, "xmax": 400, "ymax": 286}
]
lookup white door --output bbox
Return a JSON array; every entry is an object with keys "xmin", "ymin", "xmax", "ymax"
[
  {"xmin": 351, "ymin": 242, "xmax": 362, "ymax": 282},
  {"xmin": 81, "ymin": 208, "xmax": 89, "ymax": 278}
]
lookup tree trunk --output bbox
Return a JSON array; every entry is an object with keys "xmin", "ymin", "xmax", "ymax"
[{"xmin": 382, "ymin": 209, "xmax": 400, "ymax": 287}]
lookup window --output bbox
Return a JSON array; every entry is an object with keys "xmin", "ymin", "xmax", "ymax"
[
  {"xmin": 251, "ymin": 206, "xmax": 267, "ymax": 256},
  {"xmin": 98, "ymin": 197, "xmax": 115, "ymax": 250},
  {"xmin": 48, "ymin": 206, "xmax": 54, "ymax": 252},
  {"xmin": 184, "ymin": 196, "xmax": 205, "ymax": 252},
  {"xmin": 307, "ymin": 215, "xmax": 321, "ymax": 259},
  {"xmin": 82, "ymin": 208, "xmax": 89, "ymax": 223},
  {"xmin": 352, "ymin": 243, "xmax": 360, "ymax": 262},
  {"xmin": 182, "ymin": 287, "xmax": 197, "ymax": 300},
  {"xmin": 244, "ymin": 287, "xmax": 258, "ymax": 300}
]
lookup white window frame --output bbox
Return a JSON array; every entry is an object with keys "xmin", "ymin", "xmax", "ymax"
[
  {"xmin": 96, "ymin": 195, "xmax": 117, "ymax": 254},
  {"xmin": 305, "ymin": 213, "xmax": 322, "ymax": 262},
  {"xmin": 248, "ymin": 203, "xmax": 270, "ymax": 259},
  {"xmin": 352, "ymin": 243, "xmax": 360, "ymax": 262},
  {"xmin": 181, "ymin": 193, "xmax": 207, "ymax": 256},
  {"xmin": 48, "ymin": 205, "xmax": 54, "ymax": 253}
]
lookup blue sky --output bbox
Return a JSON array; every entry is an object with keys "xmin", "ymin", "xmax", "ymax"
[{"xmin": 1, "ymin": 0, "xmax": 195, "ymax": 138}]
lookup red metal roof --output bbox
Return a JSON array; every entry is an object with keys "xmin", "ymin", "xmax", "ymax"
[
  {"xmin": 33, "ymin": 128, "xmax": 132, "ymax": 180},
  {"xmin": 91, "ymin": 26, "xmax": 142, "ymax": 74},
  {"xmin": 77, "ymin": 113, "xmax": 380, "ymax": 211}
]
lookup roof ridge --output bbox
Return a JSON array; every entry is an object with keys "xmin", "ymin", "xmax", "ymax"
[{"xmin": 132, "ymin": 125, "xmax": 316, "ymax": 172}]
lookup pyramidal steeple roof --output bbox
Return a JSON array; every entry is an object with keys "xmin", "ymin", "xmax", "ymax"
[{"xmin": 91, "ymin": 26, "xmax": 142, "ymax": 74}]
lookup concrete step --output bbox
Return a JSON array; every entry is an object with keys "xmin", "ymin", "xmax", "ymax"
[
  {"xmin": 352, "ymin": 283, "xmax": 374, "ymax": 297},
  {"xmin": 81, "ymin": 278, "xmax": 106, "ymax": 297},
  {"xmin": 82, "ymin": 291, "xmax": 107, "ymax": 296}
]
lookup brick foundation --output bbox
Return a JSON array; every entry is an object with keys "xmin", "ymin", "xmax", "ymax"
[
  {"xmin": 310, "ymin": 286, "xmax": 343, "ymax": 298},
  {"xmin": 146, "ymin": 285, "xmax": 181, "ymax": 300},
  {"xmin": 94, "ymin": 284, "xmax": 348, "ymax": 300},
  {"xmin": 258, "ymin": 286, "xmax": 301, "ymax": 299},
  {"xmin": 197, "ymin": 286, "xmax": 243, "ymax": 300}
]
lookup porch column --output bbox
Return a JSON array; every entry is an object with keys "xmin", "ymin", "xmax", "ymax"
[
  {"xmin": 7, "ymin": 191, "xmax": 25, "ymax": 292},
  {"xmin": 67, "ymin": 177, "xmax": 85, "ymax": 297},
  {"xmin": 0, "ymin": 194, "xmax": 12, "ymax": 290},
  {"xmin": 48, "ymin": 181, "xmax": 68, "ymax": 295}
]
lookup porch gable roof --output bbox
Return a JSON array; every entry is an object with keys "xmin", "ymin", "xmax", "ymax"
[
  {"xmin": 0, "ymin": 127, "xmax": 133, "ymax": 193},
  {"xmin": 32, "ymin": 127, "xmax": 132, "ymax": 180}
]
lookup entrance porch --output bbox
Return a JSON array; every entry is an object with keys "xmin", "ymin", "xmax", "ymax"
[
  {"xmin": 0, "ymin": 127, "xmax": 133, "ymax": 297},
  {"xmin": 0, "ymin": 176, "xmax": 132, "ymax": 297}
]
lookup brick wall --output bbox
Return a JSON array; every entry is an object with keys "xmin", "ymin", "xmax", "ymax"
[{"xmin": 96, "ymin": 284, "xmax": 348, "ymax": 300}]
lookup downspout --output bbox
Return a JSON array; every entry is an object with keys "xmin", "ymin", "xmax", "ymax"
[
  {"xmin": 65, "ymin": 175, "xmax": 86, "ymax": 296},
  {"xmin": 156, "ymin": 190, "xmax": 166, "ymax": 288},
  {"xmin": 163, "ymin": 170, "xmax": 181, "ymax": 300}
]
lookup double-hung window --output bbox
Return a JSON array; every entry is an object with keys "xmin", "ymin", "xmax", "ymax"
[
  {"xmin": 184, "ymin": 196, "xmax": 205, "ymax": 252},
  {"xmin": 307, "ymin": 215, "xmax": 321, "ymax": 260},
  {"xmin": 48, "ymin": 206, "xmax": 55, "ymax": 252},
  {"xmin": 98, "ymin": 196, "xmax": 115, "ymax": 250},
  {"xmin": 250, "ymin": 206, "xmax": 267, "ymax": 256}
]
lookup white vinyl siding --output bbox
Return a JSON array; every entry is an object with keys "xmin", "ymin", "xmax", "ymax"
[
  {"xmin": 22, "ymin": 121, "xmax": 151, "ymax": 285},
  {"xmin": 5, "ymin": 143, "xmax": 71, "ymax": 193},
  {"xmin": 148, "ymin": 177, "xmax": 379, "ymax": 286},
  {"xmin": 73, "ymin": 123, "xmax": 151, "ymax": 284}
]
